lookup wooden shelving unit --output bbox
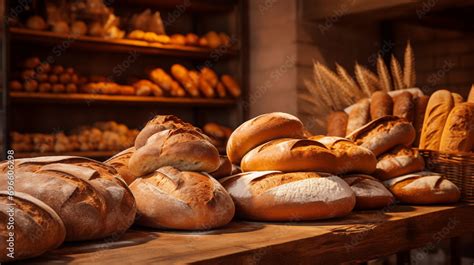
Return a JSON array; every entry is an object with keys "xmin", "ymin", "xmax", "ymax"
[
  {"xmin": 16, "ymin": 150, "xmax": 118, "ymax": 159},
  {"xmin": 117, "ymin": 0, "xmax": 236, "ymax": 13}
]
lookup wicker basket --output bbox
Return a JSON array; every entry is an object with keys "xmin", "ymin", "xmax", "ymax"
[{"xmin": 419, "ymin": 149, "xmax": 474, "ymax": 203}]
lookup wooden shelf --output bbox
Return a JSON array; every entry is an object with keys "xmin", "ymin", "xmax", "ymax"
[
  {"xmin": 10, "ymin": 28, "xmax": 239, "ymax": 59},
  {"xmin": 16, "ymin": 150, "xmax": 118, "ymax": 159},
  {"xmin": 10, "ymin": 92, "xmax": 238, "ymax": 107},
  {"xmin": 22, "ymin": 204, "xmax": 474, "ymax": 264},
  {"xmin": 116, "ymin": 0, "xmax": 236, "ymax": 13}
]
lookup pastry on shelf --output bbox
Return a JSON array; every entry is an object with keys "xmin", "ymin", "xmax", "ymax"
[{"xmin": 26, "ymin": 16, "xmax": 48, "ymax": 31}]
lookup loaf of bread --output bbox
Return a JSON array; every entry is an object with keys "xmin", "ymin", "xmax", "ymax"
[
  {"xmin": 0, "ymin": 156, "xmax": 136, "ymax": 241},
  {"xmin": 227, "ymin": 112, "xmax": 305, "ymax": 164},
  {"xmin": 413, "ymin": 95, "xmax": 429, "ymax": 147},
  {"xmin": 346, "ymin": 99, "xmax": 370, "ymax": 135},
  {"xmin": 309, "ymin": 136, "xmax": 377, "ymax": 174},
  {"xmin": 134, "ymin": 115, "xmax": 195, "ymax": 148},
  {"xmin": 201, "ymin": 67, "xmax": 218, "ymax": 87},
  {"xmin": 171, "ymin": 64, "xmax": 200, "ymax": 97},
  {"xmin": 452, "ymin": 93, "xmax": 464, "ymax": 105},
  {"xmin": 130, "ymin": 166, "xmax": 234, "ymax": 230},
  {"xmin": 105, "ymin": 147, "xmax": 136, "ymax": 184},
  {"xmin": 347, "ymin": 116, "xmax": 416, "ymax": 156},
  {"xmin": 439, "ymin": 103, "xmax": 474, "ymax": 152},
  {"xmin": 370, "ymin": 91, "xmax": 393, "ymax": 120},
  {"xmin": 210, "ymin": 155, "xmax": 232, "ymax": 179},
  {"xmin": 215, "ymin": 82, "xmax": 227, "ymax": 98},
  {"xmin": 220, "ymin": 171, "xmax": 355, "ymax": 221},
  {"xmin": 468, "ymin": 85, "xmax": 474, "ymax": 103},
  {"xmin": 341, "ymin": 175, "xmax": 394, "ymax": 210},
  {"xmin": 327, "ymin": 111, "xmax": 348, "ymax": 137},
  {"xmin": 221, "ymin": 75, "xmax": 241, "ymax": 98},
  {"xmin": 419, "ymin": 90, "xmax": 454, "ymax": 150},
  {"xmin": 0, "ymin": 191, "xmax": 66, "ymax": 262},
  {"xmin": 241, "ymin": 138, "xmax": 338, "ymax": 173},
  {"xmin": 198, "ymin": 76, "xmax": 215, "ymax": 98},
  {"xmin": 383, "ymin": 172, "xmax": 460, "ymax": 204},
  {"xmin": 129, "ymin": 128, "xmax": 220, "ymax": 176},
  {"xmin": 149, "ymin": 68, "xmax": 173, "ymax": 92},
  {"xmin": 374, "ymin": 145, "xmax": 425, "ymax": 180},
  {"xmin": 393, "ymin": 91, "xmax": 415, "ymax": 122}
]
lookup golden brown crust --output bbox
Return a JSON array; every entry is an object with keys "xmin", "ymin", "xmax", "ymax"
[
  {"xmin": 370, "ymin": 91, "xmax": 393, "ymax": 120},
  {"xmin": 393, "ymin": 91, "xmax": 415, "ymax": 122},
  {"xmin": 105, "ymin": 147, "xmax": 136, "ymax": 184},
  {"xmin": 210, "ymin": 156, "xmax": 232, "ymax": 179},
  {"xmin": 327, "ymin": 111, "xmax": 348, "ymax": 137},
  {"xmin": 439, "ymin": 103, "xmax": 474, "ymax": 152},
  {"xmin": 346, "ymin": 99, "xmax": 370, "ymax": 135},
  {"xmin": 374, "ymin": 145, "xmax": 425, "ymax": 180},
  {"xmin": 413, "ymin": 95, "xmax": 429, "ymax": 147},
  {"xmin": 221, "ymin": 75, "xmax": 241, "ymax": 98},
  {"xmin": 341, "ymin": 174, "xmax": 394, "ymax": 210},
  {"xmin": 171, "ymin": 64, "xmax": 200, "ymax": 97},
  {"xmin": 134, "ymin": 115, "xmax": 196, "ymax": 148}
]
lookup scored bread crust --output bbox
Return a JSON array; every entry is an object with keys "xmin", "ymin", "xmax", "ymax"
[
  {"xmin": 439, "ymin": 103, "xmax": 474, "ymax": 153},
  {"xmin": 226, "ymin": 112, "xmax": 305, "ymax": 164},
  {"xmin": 341, "ymin": 174, "xmax": 394, "ymax": 210},
  {"xmin": 374, "ymin": 145, "xmax": 425, "ymax": 180},
  {"xmin": 0, "ymin": 156, "xmax": 136, "ymax": 241},
  {"xmin": 130, "ymin": 166, "xmax": 235, "ymax": 230},
  {"xmin": 219, "ymin": 171, "xmax": 355, "ymax": 221},
  {"xmin": 240, "ymin": 138, "xmax": 338, "ymax": 173},
  {"xmin": 0, "ymin": 191, "xmax": 66, "ymax": 262},
  {"xmin": 347, "ymin": 116, "xmax": 416, "ymax": 156},
  {"xmin": 129, "ymin": 128, "xmax": 220, "ymax": 176},
  {"xmin": 105, "ymin": 147, "xmax": 136, "ymax": 184},
  {"xmin": 383, "ymin": 172, "xmax": 460, "ymax": 204}
]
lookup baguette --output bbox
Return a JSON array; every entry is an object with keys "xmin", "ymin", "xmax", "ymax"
[
  {"xmin": 413, "ymin": 95, "xmax": 429, "ymax": 147},
  {"xmin": 341, "ymin": 174, "xmax": 394, "ymax": 210},
  {"xmin": 439, "ymin": 103, "xmax": 474, "ymax": 152},
  {"xmin": 221, "ymin": 75, "xmax": 241, "ymax": 98},
  {"xmin": 393, "ymin": 91, "xmax": 415, "ymax": 122},
  {"xmin": 346, "ymin": 99, "xmax": 370, "ymax": 135},
  {"xmin": 370, "ymin": 91, "xmax": 393, "ymax": 120},
  {"xmin": 327, "ymin": 111, "xmax": 348, "ymax": 137},
  {"xmin": 171, "ymin": 64, "xmax": 200, "ymax": 97}
]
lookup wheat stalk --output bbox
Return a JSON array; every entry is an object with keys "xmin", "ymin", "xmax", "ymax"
[
  {"xmin": 403, "ymin": 40, "xmax": 416, "ymax": 87},
  {"xmin": 377, "ymin": 54, "xmax": 392, "ymax": 91},
  {"xmin": 336, "ymin": 63, "xmax": 363, "ymax": 100},
  {"xmin": 391, "ymin": 54, "xmax": 405, "ymax": 89},
  {"xmin": 316, "ymin": 63, "xmax": 356, "ymax": 106},
  {"xmin": 354, "ymin": 63, "xmax": 373, "ymax": 97}
]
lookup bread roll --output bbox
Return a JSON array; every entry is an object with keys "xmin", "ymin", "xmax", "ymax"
[
  {"xmin": 309, "ymin": 136, "xmax": 376, "ymax": 174},
  {"xmin": 26, "ymin": 16, "xmax": 47, "ymax": 30},
  {"xmin": 241, "ymin": 138, "xmax": 338, "ymax": 173},
  {"xmin": 129, "ymin": 128, "xmax": 220, "ymax": 176},
  {"xmin": 393, "ymin": 91, "xmax": 415, "ymax": 122},
  {"xmin": 374, "ymin": 145, "xmax": 425, "ymax": 180},
  {"xmin": 149, "ymin": 68, "xmax": 173, "ymax": 91},
  {"xmin": 347, "ymin": 116, "xmax": 416, "ymax": 156},
  {"xmin": 210, "ymin": 155, "xmax": 232, "ymax": 179},
  {"xmin": 226, "ymin": 112, "xmax": 305, "ymax": 164},
  {"xmin": 468, "ymin": 84, "xmax": 474, "ymax": 103},
  {"xmin": 134, "ymin": 115, "xmax": 195, "ymax": 148},
  {"xmin": 341, "ymin": 175, "xmax": 394, "ymax": 210},
  {"xmin": 198, "ymin": 76, "xmax": 215, "ymax": 98},
  {"xmin": 419, "ymin": 90, "xmax": 454, "ymax": 150},
  {"xmin": 384, "ymin": 172, "xmax": 460, "ymax": 204},
  {"xmin": 130, "ymin": 166, "xmax": 234, "ymax": 230},
  {"xmin": 452, "ymin": 93, "xmax": 464, "ymax": 105},
  {"xmin": 220, "ymin": 171, "xmax": 355, "ymax": 221},
  {"xmin": 370, "ymin": 91, "xmax": 393, "ymax": 120},
  {"xmin": 327, "ymin": 111, "xmax": 348, "ymax": 137},
  {"xmin": 9, "ymin": 80, "xmax": 23, "ymax": 91},
  {"xmin": 221, "ymin": 75, "xmax": 241, "ymax": 98},
  {"xmin": 105, "ymin": 147, "xmax": 136, "ymax": 184},
  {"xmin": 171, "ymin": 64, "xmax": 200, "ymax": 97},
  {"xmin": 0, "ymin": 156, "xmax": 136, "ymax": 241},
  {"xmin": 346, "ymin": 99, "xmax": 370, "ymax": 135},
  {"xmin": 0, "ymin": 192, "xmax": 66, "ymax": 262},
  {"xmin": 216, "ymin": 82, "xmax": 227, "ymax": 98},
  {"xmin": 200, "ymin": 67, "xmax": 218, "ymax": 87},
  {"xmin": 439, "ymin": 103, "xmax": 474, "ymax": 152},
  {"xmin": 413, "ymin": 95, "xmax": 429, "ymax": 147}
]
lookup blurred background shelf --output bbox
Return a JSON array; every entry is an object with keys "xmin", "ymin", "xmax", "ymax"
[
  {"xmin": 117, "ymin": 0, "xmax": 236, "ymax": 13},
  {"xmin": 15, "ymin": 150, "xmax": 118, "ymax": 159}
]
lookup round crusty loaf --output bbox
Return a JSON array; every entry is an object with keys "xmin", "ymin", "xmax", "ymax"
[
  {"xmin": 0, "ymin": 156, "xmax": 136, "ymax": 241},
  {"xmin": 309, "ymin": 136, "xmax": 377, "ymax": 175},
  {"xmin": 226, "ymin": 112, "xmax": 305, "ymax": 164},
  {"xmin": 383, "ymin": 171, "xmax": 460, "ymax": 204},
  {"xmin": 220, "ymin": 171, "xmax": 355, "ymax": 221},
  {"xmin": 374, "ymin": 145, "xmax": 425, "ymax": 180},
  {"xmin": 0, "ymin": 192, "xmax": 66, "ymax": 262},
  {"xmin": 129, "ymin": 128, "xmax": 220, "ymax": 176},
  {"xmin": 347, "ymin": 116, "xmax": 416, "ymax": 156},
  {"xmin": 130, "ymin": 166, "xmax": 235, "ymax": 230},
  {"xmin": 240, "ymin": 138, "xmax": 338, "ymax": 173},
  {"xmin": 341, "ymin": 174, "xmax": 394, "ymax": 210},
  {"xmin": 210, "ymin": 155, "xmax": 232, "ymax": 179},
  {"xmin": 439, "ymin": 103, "xmax": 474, "ymax": 153},
  {"xmin": 105, "ymin": 147, "xmax": 136, "ymax": 184}
]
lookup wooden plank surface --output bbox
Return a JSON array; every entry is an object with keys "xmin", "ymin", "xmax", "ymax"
[{"xmin": 21, "ymin": 204, "xmax": 474, "ymax": 264}]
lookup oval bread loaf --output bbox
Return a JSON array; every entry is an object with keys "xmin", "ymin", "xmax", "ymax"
[
  {"xmin": 327, "ymin": 111, "xmax": 348, "ymax": 137},
  {"xmin": 130, "ymin": 166, "xmax": 235, "ymax": 230},
  {"xmin": 374, "ymin": 145, "xmax": 425, "ymax": 180},
  {"xmin": 370, "ymin": 91, "xmax": 393, "ymax": 120},
  {"xmin": 220, "ymin": 171, "xmax": 355, "ymax": 221},
  {"xmin": 105, "ymin": 147, "xmax": 136, "ymax": 184},
  {"xmin": 346, "ymin": 99, "xmax": 370, "ymax": 135},
  {"xmin": 393, "ymin": 91, "xmax": 415, "ymax": 122},
  {"xmin": 439, "ymin": 103, "xmax": 474, "ymax": 153},
  {"xmin": 0, "ymin": 192, "xmax": 66, "ymax": 262},
  {"xmin": 341, "ymin": 174, "xmax": 394, "ymax": 210},
  {"xmin": 210, "ymin": 155, "xmax": 232, "ymax": 179}
]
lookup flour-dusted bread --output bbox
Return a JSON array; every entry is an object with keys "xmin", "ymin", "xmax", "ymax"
[
  {"xmin": 439, "ymin": 103, "xmax": 474, "ymax": 153},
  {"xmin": 370, "ymin": 91, "xmax": 393, "ymax": 120},
  {"xmin": 393, "ymin": 91, "xmax": 415, "ymax": 122},
  {"xmin": 130, "ymin": 166, "xmax": 235, "ymax": 230},
  {"xmin": 129, "ymin": 128, "xmax": 220, "ymax": 176},
  {"xmin": 413, "ymin": 95, "xmax": 429, "ymax": 147},
  {"xmin": 105, "ymin": 147, "xmax": 136, "ymax": 184},
  {"xmin": 347, "ymin": 116, "xmax": 416, "ymax": 156},
  {"xmin": 240, "ymin": 138, "xmax": 338, "ymax": 173},
  {"xmin": 226, "ymin": 112, "xmax": 305, "ymax": 164},
  {"xmin": 0, "ymin": 192, "xmax": 66, "ymax": 262},
  {"xmin": 374, "ymin": 145, "xmax": 425, "ymax": 180},
  {"xmin": 134, "ymin": 115, "xmax": 196, "ymax": 149},
  {"xmin": 383, "ymin": 172, "xmax": 460, "ymax": 204},
  {"xmin": 346, "ymin": 98, "xmax": 370, "ymax": 135},
  {"xmin": 0, "ymin": 156, "xmax": 136, "ymax": 241},
  {"xmin": 327, "ymin": 111, "xmax": 348, "ymax": 137},
  {"xmin": 341, "ymin": 175, "xmax": 394, "ymax": 210},
  {"xmin": 210, "ymin": 155, "xmax": 232, "ymax": 179},
  {"xmin": 309, "ymin": 136, "xmax": 377, "ymax": 175},
  {"xmin": 419, "ymin": 90, "xmax": 454, "ymax": 150},
  {"xmin": 220, "ymin": 171, "xmax": 355, "ymax": 221}
]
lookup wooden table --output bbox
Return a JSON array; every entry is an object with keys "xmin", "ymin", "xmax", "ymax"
[{"xmin": 24, "ymin": 204, "xmax": 474, "ymax": 264}]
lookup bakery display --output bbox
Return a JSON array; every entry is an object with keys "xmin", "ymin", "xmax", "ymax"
[
  {"xmin": 374, "ymin": 145, "xmax": 425, "ymax": 180},
  {"xmin": 130, "ymin": 166, "xmax": 234, "ymax": 230},
  {"xmin": 439, "ymin": 103, "xmax": 474, "ymax": 153},
  {"xmin": 134, "ymin": 115, "xmax": 195, "ymax": 148},
  {"xmin": 0, "ymin": 191, "xmax": 66, "ymax": 262},
  {"xmin": 220, "ymin": 171, "xmax": 355, "ymax": 221},
  {"xmin": 0, "ymin": 156, "xmax": 136, "ymax": 241},
  {"xmin": 341, "ymin": 174, "xmax": 394, "ymax": 210}
]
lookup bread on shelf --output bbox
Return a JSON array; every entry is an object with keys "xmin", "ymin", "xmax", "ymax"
[{"xmin": 341, "ymin": 174, "xmax": 394, "ymax": 210}]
